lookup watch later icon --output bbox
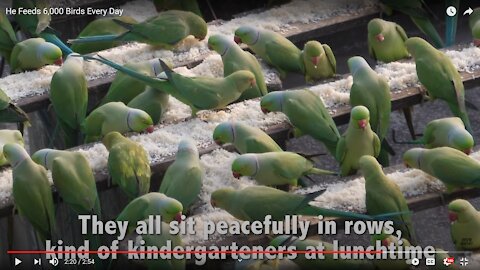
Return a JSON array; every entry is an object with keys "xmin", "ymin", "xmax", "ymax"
[{"xmin": 446, "ymin": 6, "xmax": 457, "ymax": 17}]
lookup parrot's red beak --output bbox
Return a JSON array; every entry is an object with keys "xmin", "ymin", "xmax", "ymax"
[
  {"xmin": 464, "ymin": 148, "xmax": 473, "ymax": 155},
  {"xmin": 214, "ymin": 139, "xmax": 223, "ymax": 145},
  {"xmin": 232, "ymin": 171, "xmax": 241, "ymax": 179},
  {"xmin": 210, "ymin": 199, "xmax": 217, "ymax": 208},
  {"xmin": 146, "ymin": 125, "xmax": 154, "ymax": 133},
  {"xmin": 54, "ymin": 58, "xmax": 63, "ymax": 66},
  {"xmin": 404, "ymin": 162, "xmax": 410, "ymax": 168},
  {"xmin": 234, "ymin": 36, "xmax": 242, "ymax": 44},
  {"xmin": 381, "ymin": 239, "xmax": 389, "ymax": 246},
  {"xmin": 448, "ymin": 211, "xmax": 458, "ymax": 222},
  {"xmin": 175, "ymin": 212, "xmax": 183, "ymax": 223},
  {"xmin": 311, "ymin": 56, "xmax": 320, "ymax": 67},
  {"xmin": 358, "ymin": 119, "xmax": 368, "ymax": 130},
  {"xmin": 250, "ymin": 78, "xmax": 256, "ymax": 87},
  {"xmin": 261, "ymin": 107, "xmax": 270, "ymax": 114},
  {"xmin": 474, "ymin": 39, "xmax": 480, "ymax": 47},
  {"xmin": 376, "ymin": 34, "xmax": 384, "ymax": 42}
]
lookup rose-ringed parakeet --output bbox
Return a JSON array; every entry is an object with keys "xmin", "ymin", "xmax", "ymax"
[
  {"xmin": 80, "ymin": 55, "xmax": 256, "ymax": 116},
  {"xmin": 394, "ymin": 117, "xmax": 474, "ymax": 154},
  {"xmin": 0, "ymin": 10, "xmax": 18, "ymax": 64},
  {"xmin": 270, "ymin": 236, "xmax": 374, "ymax": 270},
  {"xmin": 470, "ymin": 8, "xmax": 480, "ymax": 47},
  {"xmin": 50, "ymin": 53, "xmax": 87, "ymax": 147},
  {"xmin": 403, "ymin": 147, "xmax": 480, "ymax": 192},
  {"xmin": 260, "ymin": 90, "xmax": 340, "ymax": 156},
  {"xmin": 82, "ymin": 102, "xmax": 154, "ymax": 143},
  {"xmin": 127, "ymin": 87, "xmax": 170, "ymax": 125},
  {"xmin": 9, "ymin": 38, "xmax": 63, "ymax": 73},
  {"xmin": 208, "ymin": 34, "xmax": 267, "ymax": 100},
  {"xmin": 301, "ymin": 40, "xmax": 336, "ymax": 83},
  {"xmin": 336, "ymin": 106, "xmax": 381, "ymax": 176},
  {"xmin": 69, "ymin": 10, "xmax": 207, "ymax": 49},
  {"xmin": 4, "ymin": 143, "xmax": 55, "ymax": 242},
  {"xmin": 348, "ymin": 56, "xmax": 392, "ymax": 166},
  {"xmin": 234, "ymin": 26, "xmax": 304, "ymax": 78},
  {"xmin": 0, "ymin": 87, "xmax": 30, "ymax": 128},
  {"xmin": 116, "ymin": 192, "xmax": 183, "ymax": 233},
  {"xmin": 448, "ymin": 199, "xmax": 480, "ymax": 250},
  {"xmin": 158, "ymin": 139, "xmax": 203, "ymax": 212},
  {"xmin": 231, "ymin": 152, "xmax": 335, "ymax": 187},
  {"xmin": 405, "ymin": 37, "xmax": 473, "ymax": 134},
  {"xmin": 70, "ymin": 16, "xmax": 138, "ymax": 54},
  {"xmin": 31, "ymin": 148, "xmax": 101, "ymax": 217},
  {"xmin": 371, "ymin": 233, "xmax": 411, "ymax": 270},
  {"xmin": 213, "ymin": 121, "xmax": 283, "ymax": 154},
  {"xmin": 359, "ymin": 156, "xmax": 416, "ymax": 244},
  {"xmin": 102, "ymin": 131, "xmax": 152, "ymax": 199},
  {"xmin": 0, "ymin": 130, "xmax": 24, "ymax": 166},
  {"xmin": 367, "ymin": 18, "xmax": 409, "ymax": 63},
  {"xmin": 379, "ymin": 0, "xmax": 444, "ymax": 48},
  {"xmin": 211, "ymin": 186, "xmax": 377, "ymax": 222}
]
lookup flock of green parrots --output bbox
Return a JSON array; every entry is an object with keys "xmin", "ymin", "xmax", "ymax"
[{"xmin": 1, "ymin": 0, "xmax": 480, "ymax": 269}]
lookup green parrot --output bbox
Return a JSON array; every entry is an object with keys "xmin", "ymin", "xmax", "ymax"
[
  {"xmin": 153, "ymin": 0, "xmax": 203, "ymax": 17},
  {"xmin": 69, "ymin": 10, "xmax": 207, "ymax": 49},
  {"xmin": 0, "ymin": 130, "xmax": 24, "ymax": 166},
  {"xmin": 358, "ymin": 155, "xmax": 416, "ymax": 243},
  {"xmin": 433, "ymin": 249, "xmax": 460, "ymax": 270},
  {"xmin": 141, "ymin": 221, "xmax": 186, "ymax": 270},
  {"xmin": 50, "ymin": 53, "xmax": 87, "ymax": 147},
  {"xmin": 103, "ymin": 131, "xmax": 152, "ymax": 199},
  {"xmin": 0, "ymin": 10, "xmax": 18, "ymax": 64},
  {"xmin": 336, "ymin": 106, "xmax": 381, "ymax": 176},
  {"xmin": 396, "ymin": 117, "xmax": 474, "ymax": 154},
  {"xmin": 371, "ymin": 233, "xmax": 411, "ymax": 270},
  {"xmin": 470, "ymin": 8, "xmax": 480, "ymax": 47},
  {"xmin": 270, "ymin": 236, "xmax": 374, "ymax": 270},
  {"xmin": 0, "ymin": 87, "xmax": 30, "ymax": 127},
  {"xmin": 348, "ymin": 56, "xmax": 391, "ymax": 166},
  {"xmin": 158, "ymin": 139, "xmax": 203, "ymax": 212},
  {"xmin": 260, "ymin": 90, "xmax": 340, "ymax": 156},
  {"xmin": 213, "ymin": 121, "xmax": 283, "ymax": 154},
  {"xmin": 31, "ymin": 148, "xmax": 101, "ymax": 217},
  {"xmin": 234, "ymin": 26, "xmax": 304, "ymax": 77},
  {"xmin": 82, "ymin": 102, "xmax": 154, "ymax": 143},
  {"xmin": 406, "ymin": 37, "xmax": 472, "ymax": 133},
  {"xmin": 403, "ymin": 147, "xmax": 480, "ymax": 192},
  {"xmin": 301, "ymin": 40, "xmax": 336, "ymax": 83},
  {"xmin": 367, "ymin": 18, "xmax": 409, "ymax": 63},
  {"xmin": 208, "ymin": 34, "xmax": 268, "ymax": 100},
  {"xmin": 127, "ymin": 87, "xmax": 170, "ymax": 125},
  {"xmin": 9, "ymin": 38, "xmax": 63, "ymax": 73},
  {"xmin": 116, "ymin": 192, "xmax": 183, "ymax": 232},
  {"xmin": 210, "ymin": 186, "xmax": 376, "ymax": 221},
  {"xmin": 80, "ymin": 55, "xmax": 256, "ymax": 116},
  {"xmin": 70, "ymin": 16, "xmax": 138, "ymax": 54},
  {"xmin": 101, "ymin": 59, "xmax": 172, "ymax": 106},
  {"xmin": 448, "ymin": 199, "xmax": 480, "ymax": 250},
  {"xmin": 4, "ymin": 143, "xmax": 55, "ymax": 242},
  {"xmin": 379, "ymin": 0, "xmax": 444, "ymax": 48},
  {"xmin": 231, "ymin": 152, "xmax": 335, "ymax": 187}
]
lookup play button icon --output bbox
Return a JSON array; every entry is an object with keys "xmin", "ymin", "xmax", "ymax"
[{"xmin": 14, "ymin": 258, "xmax": 22, "ymax": 266}]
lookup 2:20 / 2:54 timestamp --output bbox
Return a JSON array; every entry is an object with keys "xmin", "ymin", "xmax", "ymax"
[{"xmin": 64, "ymin": 258, "xmax": 95, "ymax": 265}]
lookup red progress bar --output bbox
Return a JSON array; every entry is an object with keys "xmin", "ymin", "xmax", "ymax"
[{"xmin": 7, "ymin": 250, "xmax": 383, "ymax": 255}]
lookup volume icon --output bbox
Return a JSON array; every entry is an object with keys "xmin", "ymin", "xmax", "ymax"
[{"xmin": 49, "ymin": 257, "xmax": 59, "ymax": 266}]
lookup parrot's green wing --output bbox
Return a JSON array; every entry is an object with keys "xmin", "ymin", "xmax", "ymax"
[
  {"xmin": 373, "ymin": 133, "xmax": 381, "ymax": 157},
  {"xmin": 265, "ymin": 40, "xmax": 304, "ymax": 74},
  {"xmin": 322, "ymin": 44, "xmax": 336, "ymax": 74},
  {"xmin": 162, "ymin": 166, "xmax": 202, "ymax": 210},
  {"xmin": 127, "ymin": 15, "xmax": 189, "ymax": 45},
  {"xmin": 395, "ymin": 24, "xmax": 409, "ymax": 41},
  {"xmin": 336, "ymin": 137, "xmax": 346, "ymax": 163}
]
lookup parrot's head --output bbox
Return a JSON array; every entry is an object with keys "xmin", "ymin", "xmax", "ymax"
[
  {"xmin": 448, "ymin": 128, "xmax": 474, "ymax": 155},
  {"xmin": 31, "ymin": 148, "xmax": 56, "ymax": 169},
  {"xmin": 210, "ymin": 188, "xmax": 236, "ymax": 209},
  {"xmin": 3, "ymin": 143, "xmax": 29, "ymax": 168},
  {"xmin": 367, "ymin": 18, "xmax": 386, "ymax": 42},
  {"xmin": 402, "ymin": 148, "xmax": 425, "ymax": 169},
  {"xmin": 188, "ymin": 13, "xmax": 208, "ymax": 41},
  {"xmin": 303, "ymin": 41, "xmax": 324, "ymax": 67},
  {"xmin": 347, "ymin": 56, "xmax": 370, "ymax": 75},
  {"xmin": 260, "ymin": 92, "xmax": 284, "ymax": 114},
  {"xmin": 177, "ymin": 138, "xmax": 198, "ymax": 156},
  {"xmin": 448, "ymin": 199, "xmax": 476, "ymax": 223},
  {"xmin": 350, "ymin": 105, "xmax": 370, "ymax": 130},
  {"xmin": 234, "ymin": 26, "xmax": 258, "ymax": 45},
  {"xmin": 150, "ymin": 193, "xmax": 184, "ymax": 223},
  {"xmin": 127, "ymin": 108, "xmax": 154, "ymax": 133},
  {"xmin": 405, "ymin": 37, "xmax": 432, "ymax": 58},
  {"xmin": 213, "ymin": 122, "xmax": 235, "ymax": 146},
  {"xmin": 39, "ymin": 41, "xmax": 63, "ymax": 66},
  {"xmin": 358, "ymin": 155, "xmax": 382, "ymax": 178},
  {"xmin": 231, "ymin": 154, "xmax": 258, "ymax": 179},
  {"xmin": 207, "ymin": 34, "xmax": 231, "ymax": 56},
  {"xmin": 102, "ymin": 131, "xmax": 124, "ymax": 150},
  {"xmin": 231, "ymin": 70, "xmax": 256, "ymax": 91}
]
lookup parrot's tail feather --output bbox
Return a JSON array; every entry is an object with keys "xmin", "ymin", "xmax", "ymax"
[
  {"xmin": 449, "ymin": 103, "xmax": 473, "ymax": 135},
  {"xmin": 410, "ymin": 17, "xmax": 444, "ymax": 48},
  {"xmin": 159, "ymin": 59, "xmax": 174, "ymax": 80},
  {"xmin": 303, "ymin": 206, "xmax": 374, "ymax": 220},
  {"xmin": 112, "ymin": 19, "xmax": 135, "ymax": 31},
  {"xmin": 372, "ymin": 211, "xmax": 413, "ymax": 220},
  {"xmin": 40, "ymin": 32, "xmax": 74, "ymax": 55},
  {"xmin": 445, "ymin": 0, "xmax": 459, "ymax": 46},
  {"xmin": 377, "ymin": 148, "xmax": 390, "ymax": 167},
  {"xmin": 381, "ymin": 139, "xmax": 395, "ymax": 155},
  {"xmin": 68, "ymin": 34, "xmax": 120, "ymax": 45},
  {"xmin": 323, "ymin": 141, "xmax": 338, "ymax": 157},
  {"xmin": 309, "ymin": 167, "xmax": 336, "ymax": 176},
  {"xmin": 295, "ymin": 189, "xmax": 326, "ymax": 212}
]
